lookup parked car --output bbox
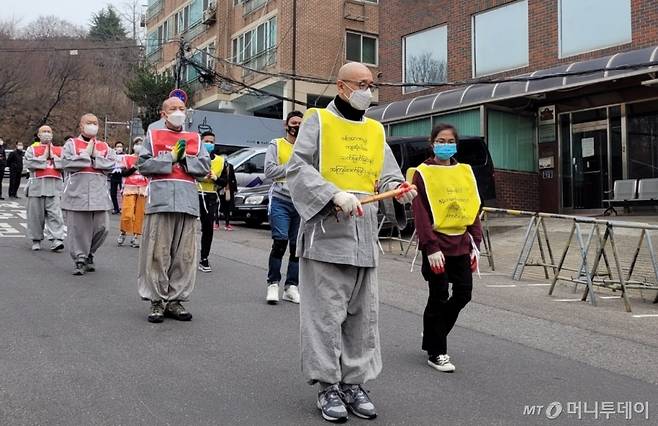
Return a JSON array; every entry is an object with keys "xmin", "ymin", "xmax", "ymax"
[
  {"xmin": 225, "ymin": 146, "xmax": 270, "ymax": 189},
  {"xmin": 386, "ymin": 135, "xmax": 496, "ymax": 203},
  {"xmin": 232, "ymin": 184, "xmax": 270, "ymax": 227}
]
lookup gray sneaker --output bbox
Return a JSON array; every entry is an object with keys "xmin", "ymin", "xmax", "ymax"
[
  {"xmin": 31, "ymin": 240, "xmax": 41, "ymax": 251},
  {"xmin": 317, "ymin": 384, "xmax": 348, "ymax": 423},
  {"xmin": 148, "ymin": 301, "xmax": 165, "ymax": 323},
  {"xmin": 84, "ymin": 255, "xmax": 95, "ymax": 272},
  {"xmin": 341, "ymin": 384, "xmax": 377, "ymax": 419},
  {"xmin": 50, "ymin": 240, "xmax": 64, "ymax": 252},
  {"xmin": 72, "ymin": 261, "xmax": 86, "ymax": 276}
]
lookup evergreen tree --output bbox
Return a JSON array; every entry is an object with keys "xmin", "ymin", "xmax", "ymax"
[
  {"xmin": 125, "ymin": 65, "xmax": 183, "ymax": 130},
  {"xmin": 88, "ymin": 6, "xmax": 127, "ymax": 41}
]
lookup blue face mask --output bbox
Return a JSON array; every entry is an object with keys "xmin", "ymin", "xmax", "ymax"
[
  {"xmin": 433, "ymin": 143, "xmax": 457, "ymax": 160},
  {"xmin": 204, "ymin": 142, "xmax": 214, "ymax": 154}
]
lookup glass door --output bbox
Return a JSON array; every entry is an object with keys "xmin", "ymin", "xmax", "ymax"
[{"xmin": 571, "ymin": 120, "xmax": 608, "ymax": 209}]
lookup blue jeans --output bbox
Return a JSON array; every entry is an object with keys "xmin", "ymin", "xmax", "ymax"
[{"xmin": 268, "ymin": 197, "xmax": 300, "ymax": 286}]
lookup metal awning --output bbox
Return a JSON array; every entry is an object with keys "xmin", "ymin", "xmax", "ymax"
[{"xmin": 367, "ymin": 45, "xmax": 658, "ymax": 123}]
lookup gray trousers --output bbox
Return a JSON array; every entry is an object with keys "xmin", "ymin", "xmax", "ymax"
[
  {"xmin": 27, "ymin": 196, "xmax": 65, "ymax": 242},
  {"xmin": 137, "ymin": 213, "xmax": 198, "ymax": 303},
  {"xmin": 65, "ymin": 210, "xmax": 109, "ymax": 261},
  {"xmin": 299, "ymin": 258, "xmax": 382, "ymax": 385}
]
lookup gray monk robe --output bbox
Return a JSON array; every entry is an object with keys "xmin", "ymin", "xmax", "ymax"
[
  {"xmin": 137, "ymin": 119, "xmax": 210, "ymax": 303},
  {"xmin": 24, "ymin": 143, "xmax": 65, "ymax": 243},
  {"xmin": 287, "ymin": 102, "xmax": 406, "ymax": 386},
  {"xmin": 61, "ymin": 137, "xmax": 116, "ymax": 262}
]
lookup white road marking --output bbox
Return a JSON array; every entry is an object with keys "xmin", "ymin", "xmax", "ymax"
[
  {"xmin": 486, "ymin": 284, "xmax": 517, "ymax": 288},
  {"xmin": 632, "ymin": 314, "xmax": 658, "ymax": 318},
  {"xmin": 552, "ymin": 298, "xmax": 582, "ymax": 302},
  {"xmin": 598, "ymin": 296, "xmax": 622, "ymax": 299},
  {"xmin": 526, "ymin": 283, "xmax": 551, "ymax": 287}
]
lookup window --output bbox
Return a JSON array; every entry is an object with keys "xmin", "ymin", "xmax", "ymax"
[
  {"xmin": 203, "ymin": 42, "xmax": 215, "ymax": 69},
  {"xmin": 487, "ymin": 110, "xmax": 535, "ymax": 172},
  {"xmin": 403, "ymin": 25, "xmax": 447, "ymax": 94},
  {"xmin": 232, "ymin": 17, "xmax": 277, "ymax": 70},
  {"xmin": 434, "ymin": 109, "xmax": 482, "ymax": 136},
  {"xmin": 473, "ymin": 0, "xmax": 528, "ymax": 77},
  {"xmin": 346, "ymin": 32, "xmax": 377, "ymax": 65},
  {"xmin": 559, "ymin": 0, "xmax": 631, "ymax": 58},
  {"xmin": 174, "ymin": 5, "xmax": 191, "ymax": 35},
  {"xmin": 390, "ymin": 118, "xmax": 432, "ymax": 138}
]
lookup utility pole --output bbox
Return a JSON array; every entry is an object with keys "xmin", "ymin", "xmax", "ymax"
[
  {"xmin": 291, "ymin": 0, "xmax": 297, "ymax": 111},
  {"xmin": 175, "ymin": 37, "xmax": 186, "ymax": 89}
]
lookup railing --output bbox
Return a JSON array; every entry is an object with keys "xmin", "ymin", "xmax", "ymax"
[
  {"xmin": 243, "ymin": 0, "xmax": 268, "ymax": 16},
  {"xmin": 242, "ymin": 47, "xmax": 276, "ymax": 78},
  {"xmin": 145, "ymin": 0, "xmax": 164, "ymax": 22},
  {"xmin": 146, "ymin": 47, "xmax": 163, "ymax": 64}
]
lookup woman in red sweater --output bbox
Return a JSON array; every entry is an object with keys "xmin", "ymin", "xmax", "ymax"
[{"xmin": 411, "ymin": 123, "xmax": 483, "ymax": 373}]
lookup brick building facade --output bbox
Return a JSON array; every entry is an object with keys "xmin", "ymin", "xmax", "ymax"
[
  {"xmin": 371, "ymin": 0, "xmax": 658, "ymax": 213},
  {"xmin": 144, "ymin": 0, "xmax": 380, "ymax": 119}
]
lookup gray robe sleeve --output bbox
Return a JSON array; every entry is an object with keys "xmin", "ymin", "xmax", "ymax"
[
  {"xmin": 25, "ymin": 146, "xmax": 47, "ymax": 170},
  {"xmin": 287, "ymin": 111, "xmax": 340, "ymax": 222},
  {"xmin": 184, "ymin": 135, "xmax": 210, "ymax": 178},
  {"xmin": 62, "ymin": 139, "xmax": 92, "ymax": 171},
  {"xmin": 264, "ymin": 141, "xmax": 286, "ymax": 180},
  {"xmin": 377, "ymin": 143, "xmax": 407, "ymax": 229},
  {"xmin": 138, "ymin": 129, "xmax": 173, "ymax": 176}
]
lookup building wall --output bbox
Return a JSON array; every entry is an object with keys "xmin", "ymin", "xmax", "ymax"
[
  {"xmin": 145, "ymin": 0, "xmax": 380, "ymax": 115},
  {"xmin": 379, "ymin": 0, "xmax": 658, "ymax": 103},
  {"xmin": 494, "ymin": 170, "xmax": 540, "ymax": 211}
]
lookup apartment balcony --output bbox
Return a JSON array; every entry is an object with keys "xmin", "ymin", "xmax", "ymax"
[
  {"xmin": 183, "ymin": 20, "xmax": 208, "ymax": 43},
  {"xmin": 146, "ymin": 47, "xmax": 163, "ymax": 64},
  {"xmin": 243, "ymin": 0, "xmax": 268, "ymax": 16},
  {"xmin": 243, "ymin": 47, "xmax": 277, "ymax": 79},
  {"xmin": 145, "ymin": 0, "xmax": 164, "ymax": 23}
]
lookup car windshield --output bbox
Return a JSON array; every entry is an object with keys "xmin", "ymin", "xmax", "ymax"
[{"xmin": 226, "ymin": 148, "xmax": 255, "ymax": 166}]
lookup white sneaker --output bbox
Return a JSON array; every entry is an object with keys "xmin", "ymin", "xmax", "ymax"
[
  {"xmin": 428, "ymin": 354, "xmax": 455, "ymax": 372},
  {"xmin": 31, "ymin": 241, "xmax": 41, "ymax": 251},
  {"xmin": 266, "ymin": 283, "xmax": 279, "ymax": 304},
  {"xmin": 282, "ymin": 285, "xmax": 300, "ymax": 304},
  {"xmin": 117, "ymin": 234, "xmax": 125, "ymax": 246},
  {"xmin": 130, "ymin": 236, "xmax": 140, "ymax": 248}
]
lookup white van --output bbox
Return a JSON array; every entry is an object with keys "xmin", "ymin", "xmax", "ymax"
[{"xmin": 225, "ymin": 146, "xmax": 270, "ymax": 188}]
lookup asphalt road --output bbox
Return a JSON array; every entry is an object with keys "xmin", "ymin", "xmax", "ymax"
[{"xmin": 0, "ymin": 197, "xmax": 656, "ymax": 425}]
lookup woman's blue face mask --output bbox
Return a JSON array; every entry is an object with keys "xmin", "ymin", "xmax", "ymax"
[{"xmin": 433, "ymin": 143, "xmax": 457, "ymax": 160}]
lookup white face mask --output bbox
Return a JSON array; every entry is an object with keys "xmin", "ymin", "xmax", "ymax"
[
  {"xmin": 83, "ymin": 124, "xmax": 99, "ymax": 137},
  {"xmin": 166, "ymin": 111, "xmax": 186, "ymax": 128},
  {"xmin": 16, "ymin": 145, "xmax": 24, "ymax": 151},
  {"xmin": 39, "ymin": 132, "xmax": 53, "ymax": 142},
  {"xmin": 115, "ymin": 146, "xmax": 123, "ymax": 153},
  {"xmin": 346, "ymin": 85, "xmax": 373, "ymax": 111},
  {"xmin": 133, "ymin": 145, "xmax": 142, "ymax": 155}
]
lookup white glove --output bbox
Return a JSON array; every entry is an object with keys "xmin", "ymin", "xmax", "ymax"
[
  {"xmin": 427, "ymin": 251, "xmax": 445, "ymax": 274},
  {"xmin": 170, "ymin": 148, "xmax": 180, "ymax": 163},
  {"xmin": 85, "ymin": 141, "xmax": 95, "ymax": 156},
  {"xmin": 333, "ymin": 191, "xmax": 363, "ymax": 216},
  {"xmin": 395, "ymin": 182, "xmax": 417, "ymax": 204}
]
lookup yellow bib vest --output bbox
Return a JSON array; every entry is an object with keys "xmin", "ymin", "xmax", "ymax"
[
  {"xmin": 275, "ymin": 138, "xmax": 294, "ymax": 183},
  {"xmin": 310, "ymin": 108, "xmax": 385, "ymax": 195},
  {"xmin": 199, "ymin": 155, "xmax": 225, "ymax": 193},
  {"xmin": 415, "ymin": 163, "xmax": 481, "ymax": 235}
]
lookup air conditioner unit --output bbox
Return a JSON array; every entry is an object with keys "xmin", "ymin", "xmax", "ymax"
[{"xmin": 202, "ymin": 5, "xmax": 217, "ymax": 25}]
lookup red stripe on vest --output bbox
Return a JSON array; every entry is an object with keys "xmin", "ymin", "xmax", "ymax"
[
  {"xmin": 33, "ymin": 144, "xmax": 63, "ymax": 179},
  {"xmin": 149, "ymin": 129, "xmax": 200, "ymax": 183}
]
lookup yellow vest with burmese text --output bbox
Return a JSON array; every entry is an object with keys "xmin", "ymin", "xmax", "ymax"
[
  {"xmin": 416, "ymin": 163, "xmax": 481, "ymax": 235},
  {"xmin": 310, "ymin": 108, "xmax": 385, "ymax": 195},
  {"xmin": 274, "ymin": 138, "xmax": 293, "ymax": 183},
  {"xmin": 198, "ymin": 155, "xmax": 225, "ymax": 193}
]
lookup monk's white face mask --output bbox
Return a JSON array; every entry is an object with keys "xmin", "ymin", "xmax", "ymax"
[{"xmin": 39, "ymin": 132, "xmax": 53, "ymax": 142}]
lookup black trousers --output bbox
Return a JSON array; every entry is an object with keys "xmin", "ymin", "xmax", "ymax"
[
  {"xmin": 421, "ymin": 252, "xmax": 472, "ymax": 356},
  {"xmin": 8, "ymin": 168, "xmax": 21, "ymax": 197},
  {"xmin": 199, "ymin": 192, "xmax": 219, "ymax": 259},
  {"xmin": 110, "ymin": 174, "xmax": 122, "ymax": 213},
  {"xmin": 220, "ymin": 196, "xmax": 234, "ymax": 226},
  {"xmin": 0, "ymin": 161, "xmax": 5, "ymax": 197}
]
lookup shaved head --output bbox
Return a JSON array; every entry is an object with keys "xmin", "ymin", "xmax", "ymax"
[
  {"xmin": 162, "ymin": 97, "xmax": 186, "ymax": 112},
  {"xmin": 337, "ymin": 62, "xmax": 372, "ymax": 81},
  {"xmin": 336, "ymin": 62, "xmax": 374, "ymax": 106},
  {"xmin": 38, "ymin": 125, "xmax": 52, "ymax": 133},
  {"xmin": 79, "ymin": 113, "xmax": 98, "ymax": 127}
]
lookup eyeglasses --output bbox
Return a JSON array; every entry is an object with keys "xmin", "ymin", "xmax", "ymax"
[
  {"xmin": 433, "ymin": 138, "xmax": 456, "ymax": 145},
  {"xmin": 342, "ymin": 80, "xmax": 377, "ymax": 91}
]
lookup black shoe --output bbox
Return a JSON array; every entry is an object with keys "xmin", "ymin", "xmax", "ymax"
[
  {"xmin": 72, "ymin": 261, "xmax": 86, "ymax": 275},
  {"xmin": 198, "ymin": 258, "xmax": 211, "ymax": 273},
  {"xmin": 84, "ymin": 254, "xmax": 95, "ymax": 272},
  {"xmin": 148, "ymin": 301, "xmax": 165, "ymax": 323},
  {"xmin": 317, "ymin": 384, "xmax": 348, "ymax": 423},
  {"xmin": 341, "ymin": 384, "xmax": 377, "ymax": 419},
  {"xmin": 164, "ymin": 301, "xmax": 192, "ymax": 321},
  {"xmin": 0, "ymin": 196, "xmax": 4, "ymax": 200}
]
